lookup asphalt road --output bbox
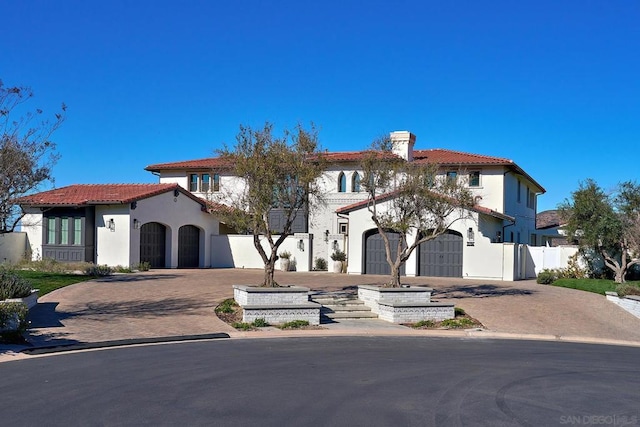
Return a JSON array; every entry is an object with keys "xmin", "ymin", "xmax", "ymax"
[{"xmin": 1, "ymin": 337, "xmax": 639, "ymax": 426}]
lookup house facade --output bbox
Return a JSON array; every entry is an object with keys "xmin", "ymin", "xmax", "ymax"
[{"xmin": 19, "ymin": 130, "xmax": 549, "ymax": 280}]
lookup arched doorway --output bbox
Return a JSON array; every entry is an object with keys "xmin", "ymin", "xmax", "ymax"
[
  {"xmin": 178, "ymin": 225, "xmax": 200, "ymax": 268},
  {"xmin": 140, "ymin": 222, "xmax": 166, "ymax": 268},
  {"xmin": 417, "ymin": 230, "xmax": 463, "ymax": 277},
  {"xmin": 363, "ymin": 229, "xmax": 405, "ymax": 276}
]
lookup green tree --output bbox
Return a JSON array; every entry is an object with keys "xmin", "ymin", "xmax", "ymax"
[
  {"xmin": 361, "ymin": 136, "xmax": 474, "ymax": 287},
  {"xmin": 1, "ymin": 80, "xmax": 65, "ymax": 233},
  {"xmin": 559, "ymin": 179, "xmax": 640, "ymax": 283},
  {"xmin": 216, "ymin": 123, "xmax": 326, "ymax": 287}
]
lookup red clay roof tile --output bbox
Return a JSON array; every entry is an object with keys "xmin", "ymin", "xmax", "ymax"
[{"xmin": 17, "ymin": 183, "xmax": 193, "ymax": 207}]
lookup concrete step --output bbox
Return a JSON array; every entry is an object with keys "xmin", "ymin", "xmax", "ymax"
[
  {"xmin": 321, "ymin": 304, "xmax": 370, "ymax": 313},
  {"xmin": 323, "ymin": 311, "xmax": 379, "ymax": 319},
  {"xmin": 312, "ymin": 298, "xmax": 365, "ymax": 306}
]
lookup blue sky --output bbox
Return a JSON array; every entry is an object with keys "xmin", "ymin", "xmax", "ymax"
[{"xmin": 3, "ymin": 0, "xmax": 638, "ymax": 212}]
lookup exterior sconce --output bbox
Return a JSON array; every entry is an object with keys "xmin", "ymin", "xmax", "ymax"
[
  {"xmin": 495, "ymin": 231, "xmax": 502, "ymax": 243},
  {"xmin": 297, "ymin": 239, "xmax": 304, "ymax": 251},
  {"xmin": 324, "ymin": 229, "xmax": 329, "ymax": 243},
  {"xmin": 107, "ymin": 218, "xmax": 115, "ymax": 232},
  {"xmin": 332, "ymin": 240, "xmax": 339, "ymax": 251},
  {"xmin": 133, "ymin": 219, "xmax": 140, "ymax": 229},
  {"xmin": 174, "ymin": 189, "xmax": 180, "ymax": 197},
  {"xmin": 467, "ymin": 227, "xmax": 475, "ymax": 246},
  {"xmin": 131, "ymin": 201, "xmax": 137, "ymax": 210}
]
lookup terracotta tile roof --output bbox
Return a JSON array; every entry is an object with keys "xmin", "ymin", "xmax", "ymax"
[
  {"xmin": 145, "ymin": 157, "xmax": 231, "ymax": 172},
  {"xmin": 17, "ymin": 183, "xmax": 203, "ymax": 207},
  {"xmin": 536, "ymin": 209, "xmax": 566, "ymax": 229},
  {"xmin": 336, "ymin": 192, "xmax": 515, "ymax": 222},
  {"xmin": 145, "ymin": 147, "xmax": 544, "ymax": 192},
  {"xmin": 413, "ymin": 149, "xmax": 513, "ymax": 165}
]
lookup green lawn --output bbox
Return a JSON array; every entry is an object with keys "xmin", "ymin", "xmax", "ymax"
[
  {"xmin": 552, "ymin": 278, "xmax": 640, "ymax": 295},
  {"xmin": 14, "ymin": 271, "xmax": 93, "ymax": 296}
]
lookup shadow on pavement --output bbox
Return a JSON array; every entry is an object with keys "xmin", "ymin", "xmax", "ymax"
[
  {"xmin": 437, "ymin": 284, "xmax": 535, "ymax": 298},
  {"xmin": 62, "ymin": 297, "xmax": 213, "ymax": 319}
]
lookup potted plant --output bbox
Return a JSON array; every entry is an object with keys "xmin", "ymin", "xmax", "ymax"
[
  {"xmin": 279, "ymin": 250, "xmax": 292, "ymax": 272},
  {"xmin": 330, "ymin": 250, "xmax": 346, "ymax": 273}
]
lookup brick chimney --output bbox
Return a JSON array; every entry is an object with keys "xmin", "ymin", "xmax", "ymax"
[{"xmin": 390, "ymin": 131, "xmax": 416, "ymax": 161}]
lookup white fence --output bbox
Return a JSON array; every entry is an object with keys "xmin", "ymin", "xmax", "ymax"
[{"xmin": 523, "ymin": 245, "xmax": 580, "ymax": 277}]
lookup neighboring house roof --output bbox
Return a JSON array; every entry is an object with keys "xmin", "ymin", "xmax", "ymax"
[
  {"xmin": 146, "ymin": 147, "xmax": 545, "ymax": 192},
  {"xmin": 335, "ymin": 192, "xmax": 515, "ymax": 222},
  {"xmin": 17, "ymin": 183, "xmax": 207, "ymax": 209},
  {"xmin": 536, "ymin": 209, "xmax": 566, "ymax": 230}
]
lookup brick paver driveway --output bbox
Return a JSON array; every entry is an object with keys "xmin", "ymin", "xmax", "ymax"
[{"xmin": 24, "ymin": 269, "xmax": 640, "ymax": 346}]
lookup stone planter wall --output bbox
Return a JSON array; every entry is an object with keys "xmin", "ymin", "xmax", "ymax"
[
  {"xmin": 606, "ymin": 292, "xmax": 640, "ymax": 319},
  {"xmin": 358, "ymin": 285, "xmax": 433, "ymax": 314},
  {"xmin": 1, "ymin": 289, "xmax": 39, "ymax": 310},
  {"xmin": 233, "ymin": 285, "xmax": 320, "ymax": 325},
  {"xmin": 377, "ymin": 302, "xmax": 455, "ymax": 323}
]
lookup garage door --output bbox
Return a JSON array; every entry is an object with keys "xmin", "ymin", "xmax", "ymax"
[
  {"xmin": 178, "ymin": 225, "xmax": 200, "ymax": 268},
  {"xmin": 364, "ymin": 230, "xmax": 405, "ymax": 276},
  {"xmin": 417, "ymin": 230, "xmax": 463, "ymax": 277},
  {"xmin": 140, "ymin": 222, "xmax": 166, "ymax": 268}
]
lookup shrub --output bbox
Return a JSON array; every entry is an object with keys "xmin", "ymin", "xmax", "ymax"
[
  {"xmin": 557, "ymin": 253, "xmax": 589, "ymax": 279},
  {"xmin": 537, "ymin": 269, "xmax": 558, "ymax": 284},
  {"xmin": 17, "ymin": 258, "xmax": 91, "ymax": 273},
  {"xmin": 113, "ymin": 265, "xmax": 133, "ymax": 273},
  {"xmin": 616, "ymin": 283, "xmax": 640, "ymax": 297},
  {"xmin": 454, "ymin": 307, "xmax": 466, "ymax": 316},
  {"xmin": 85, "ymin": 264, "xmax": 113, "ymax": 277},
  {"xmin": 252, "ymin": 318, "xmax": 270, "ymax": 327},
  {"xmin": 279, "ymin": 251, "xmax": 291, "ymax": 259},
  {"xmin": 0, "ymin": 302, "xmax": 29, "ymax": 333},
  {"xmin": 413, "ymin": 319, "xmax": 435, "ymax": 328},
  {"xmin": 330, "ymin": 250, "xmax": 346, "ymax": 262},
  {"xmin": 278, "ymin": 320, "xmax": 309, "ymax": 329},
  {"xmin": 232, "ymin": 322, "xmax": 254, "ymax": 331},
  {"xmin": 441, "ymin": 318, "xmax": 475, "ymax": 329},
  {"xmin": 215, "ymin": 298, "xmax": 238, "ymax": 314},
  {"xmin": 135, "ymin": 261, "xmax": 151, "ymax": 272},
  {"xmin": 0, "ymin": 269, "xmax": 33, "ymax": 300},
  {"xmin": 314, "ymin": 257, "xmax": 328, "ymax": 271}
]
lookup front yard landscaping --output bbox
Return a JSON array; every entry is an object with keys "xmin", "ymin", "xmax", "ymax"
[
  {"xmin": 551, "ymin": 278, "xmax": 640, "ymax": 296},
  {"xmin": 13, "ymin": 271, "xmax": 91, "ymax": 296}
]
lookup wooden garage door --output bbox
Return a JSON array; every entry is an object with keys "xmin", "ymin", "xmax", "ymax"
[
  {"xmin": 364, "ymin": 230, "xmax": 405, "ymax": 276},
  {"xmin": 178, "ymin": 225, "xmax": 200, "ymax": 268},
  {"xmin": 417, "ymin": 231, "xmax": 463, "ymax": 277},
  {"xmin": 140, "ymin": 222, "xmax": 166, "ymax": 268}
]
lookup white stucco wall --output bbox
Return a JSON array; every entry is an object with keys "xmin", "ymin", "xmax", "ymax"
[
  {"xmin": 211, "ymin": 233, "xmax": 312, "ymax": 271},
  {"xmin": 503, "ymin": 172, "xmax": 539, "ymax": 245},
  {"xmin": 95, "ymin": 205, "xmax": 131, "ymax": 266},
  {"xmin": 20, "ymin": 209, "xmax": 43, "ymax": 261},
  {"xmin": 130, "ymin": 191, "xmax": 219, "ymax": 268}
]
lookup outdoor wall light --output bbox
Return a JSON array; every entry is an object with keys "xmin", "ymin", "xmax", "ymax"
[
  {"xmin": 332, "ymin": 240, "xmax": 339, "ymax": 251},
  {"xmin": 467, "ymin": 227, "xmax": 474, "ymax": 242},
  {"xmin": 107, "ymin": 218, "xmax": 115, "ymax": 232},
  {"xmin": 174, "ymin": 189, "xmax": 180, "ymax": 197},
  {"xmin": 324, "ymin": 229, "xmax": 329, "ymax": 243},
  {"xmin": 297, "ymin": 239, "xmax": 304, "ymax": 251},
  {"xmin": 133, "ymin": 219, "xmax": 140, "ymax": 229}
]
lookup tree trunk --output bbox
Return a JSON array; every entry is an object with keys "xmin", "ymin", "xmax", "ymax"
[
  {"xmin": 389, "ymin": 264, "xmax": 402, "ymax": 287},
  {"xmin": 614, "ymin": 268, "xmax": 625, "ymax": 284},
  {"xmin": 263, "ymin": 258, "xmax": 277, "ymax": 287}
]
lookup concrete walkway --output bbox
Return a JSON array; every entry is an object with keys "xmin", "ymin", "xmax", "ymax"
[{"xmin": 3, "ymin": 269, "xmax": 640, "ymax": 358}]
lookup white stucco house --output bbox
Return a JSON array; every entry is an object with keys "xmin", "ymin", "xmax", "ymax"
[{"xmin": 19, "ymin": 130, "xmax": 551, "ymax": 280}]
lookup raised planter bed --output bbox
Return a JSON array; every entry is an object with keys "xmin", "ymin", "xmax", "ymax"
[
  {"xmin": 358, "ymin": 285, "xmax": 454, "ymax": 323},
  {"xmin": 1, "ymin": 289, "xmax": 39, "ymax": 310},
  {"xmin": 377, "ymin": 301, "xmax": 455, "ymax": 323},
  {"xmin": 358, "ymin": 285, "xmax": 433, "ymax": 314},
  {"xmin": 233, "ymin": 285, "xmax": 321, "ymax": 325},
  {"xmin": 606, "ymin": 292, "xmax": 640, "ymax": 319}
]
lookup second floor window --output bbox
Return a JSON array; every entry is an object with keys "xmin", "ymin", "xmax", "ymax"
[
  {"xmin": 189, "ymin": 174, "xmax": 199, "ymax": 192},
  {"xmin": 469, "ymin": 171, "xmax": 480, "ymax": 187},
  {"xmin": 213, "ymin": 174, "xmax": 220, "ymax": 192},
  {"xmin": 201, "ymin": 174, "xmax": 210, "ymax": 192},
  {"xmin": 446, "ymin": 171, "xmax": 458, "ymax": 182},
  {"xmin": 338, "ymin": 172, "xmax": 346, "ymax": 192},
  {"xmin": 352, "ymin": 172, "xmax": 361, "ymax": 192}
]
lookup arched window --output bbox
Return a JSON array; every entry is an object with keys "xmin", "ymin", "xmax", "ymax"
[
  {"xmin": 351, "ymin": 172, "xmax": 361, "ymax": 192},
  {"xmin": 338, "ymin": 172, "xmax": 347, "ymax": 193}
]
